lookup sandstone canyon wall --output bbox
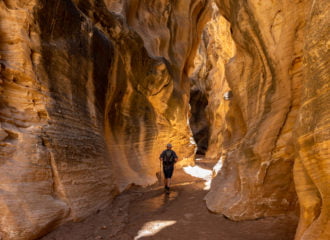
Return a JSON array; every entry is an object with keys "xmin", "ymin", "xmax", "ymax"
[
  {"xmin": 0, "ymin": 0, "xmax": 329, "ymax": 240},
  {"xmin": 0, "ymin": 0, "xmax": 210, "ymax": 239},
  {"xmin": 188, "ymin": 3, "xmax": 238, "ymax": 159},
  {"xmin": 293, "ymin": 1, "xmax": 330, "ymax": 239},
  {"xmin": 205, "ymin": 0, "xmax": 305, "ymax": 220},
  {"xmin": 0, "ymin": 1, "xmax": 117, "ymax": 239},
  {"xmin": 204, "ymin": 0, "xmax": 329, "ymax": 240}
]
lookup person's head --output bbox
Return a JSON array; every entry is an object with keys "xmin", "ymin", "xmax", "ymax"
[{"xmin": 166, "ymin": 143, "xmax": 172, "ymax": 149}]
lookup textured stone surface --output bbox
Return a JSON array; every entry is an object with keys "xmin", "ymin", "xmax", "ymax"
[
  {"xmin": 189, "ymin": 3, "xmax": 236, "ymax": 159},
  {"xmin": 204, "ymin": 1, "xmax": 329, "ymax": 240},
  {"xmin": 293, "ymin": 1, "xmax": 330, "ymax": 239},
  {"xmin": 0, "ymin": 0, "xmax": 329, "ymax": 240},
  {"xmin": 205, "ymin": 0, "xmax": 305, "ymax": 220},
  {"xmin": 0, "ymin": 1, "xmax": 117, "ymax": 239},
  {"xmin": 0, "ymin": 0, "xmax": 209, "ymax": 239},
  {"xmin": 106, "ymin": 0, "xmax": 211, "ymax": 188}
]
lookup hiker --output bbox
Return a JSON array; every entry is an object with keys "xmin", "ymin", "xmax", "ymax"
[{"xmin": 159, "ymin": 143, "xmax": 178, "ymax": 192}]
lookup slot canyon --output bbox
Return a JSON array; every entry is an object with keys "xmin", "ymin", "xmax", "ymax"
[{"xmin": 0, "ymin": 0, "xmax": 329, "ymax": 239}]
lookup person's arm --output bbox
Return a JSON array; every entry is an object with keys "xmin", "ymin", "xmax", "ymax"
[{"xmin": 173, "ymin": 151, "xmax": 178, "ymax": 163}]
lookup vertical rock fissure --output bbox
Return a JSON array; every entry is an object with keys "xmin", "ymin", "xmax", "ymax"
[
  {"xmin": 188, "ymin": 2, "xmax": 237, "ymax": 162},
  {"xmin": 189, "ymin": 90, "xmax": 210, "ymax": 155}
]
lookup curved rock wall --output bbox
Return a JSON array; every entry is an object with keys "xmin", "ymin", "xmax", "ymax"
[
  {"xmin": 293, "ymin": 1, "xmax": 330, "ymax": 239},
  {"xmin": 205, "ymin": 0, "xmax": 305, "ymax": 220},
  {"xmin": 188, "ymin": 3, "xmax": 237, "ymax": 159},
  {"xmin": 106, "ymin": 0, "xmax": 211, "ymax": 189},
  {"xmin": 204, "ymin": 0, "xmax": 329, "ymax": 239},
  {"xmin": 0, "ymin": 0, "xmax": 210, "ymax": 239},
  {"xmin": 0, "ymin": 1, "xmax": 117, "ymax": 239},
  {"xmin": 0, "ymin": 0, "xmax": 329, "ymax": 240}
]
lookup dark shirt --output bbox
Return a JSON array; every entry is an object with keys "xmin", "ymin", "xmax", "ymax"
[{"xmin": 160, "ymin": 149, "xmax": 178, "ymax": 166}]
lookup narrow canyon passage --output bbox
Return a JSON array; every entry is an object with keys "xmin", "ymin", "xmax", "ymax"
[
  {"xmin": 40, "ymin": 157, "xmax": 297, "ymax": 240},
  {"xmin": 1, "ymin": 1, "xmax": 329, "ymax": 240}
]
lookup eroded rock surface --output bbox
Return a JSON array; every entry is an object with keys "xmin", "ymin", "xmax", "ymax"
[
  {"xmin": 204, "ymin": 0, "xmax": 329, "ymax": 239},
  {"xmin": 293, "ymin": 1, "xmax": 330, "ymax": 239},
  {"xmin": 188, "ymin": 3, "xmax": 237, "ymax": 159},
  {"xmin": 0, "ymin": 0, "xmax": 209, "ymax": 239},
  {"xmin": 205, "ymin": 0, "xmax": 305, "ymax": 220},
  {"xmin": 0, "ymin": 1, "xmax": 117, "ymax": 239},
  {"xmin": 0, "ymin": 0, "xmax": 329, "ymax": 240}
]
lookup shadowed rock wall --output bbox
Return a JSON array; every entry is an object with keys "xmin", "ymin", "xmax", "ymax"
[
  {"xmin": 0, "ymin": 0, "xmax": 210, "ymax": 239},
  {"xmin": 0, "ymin": 0, "xmax": 117, "ymax": 239}
]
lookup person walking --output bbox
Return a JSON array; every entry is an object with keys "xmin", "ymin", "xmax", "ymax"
[{"xmin": 159, "ymin": 143, "xmax": 178, "ymax": 193}]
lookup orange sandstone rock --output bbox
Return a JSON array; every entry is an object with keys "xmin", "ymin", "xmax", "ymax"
[
  {"xmin": 0, "ymin": 1, "xmax": 209, "ymax": 239},
  {"xmin": 0, "ymin": 1, "xmax": 329, "ymax": 240}
]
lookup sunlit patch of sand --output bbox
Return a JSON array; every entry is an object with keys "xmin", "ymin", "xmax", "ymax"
[
  {"xmin": 183, "ymin": 157, "xmax": 223, "ymax": 190},
  {"xmin": 134, "ymin": 220, "xmax": 177, "ymax": 239}
]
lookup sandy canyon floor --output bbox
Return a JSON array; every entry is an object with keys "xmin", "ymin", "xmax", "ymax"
[{"xmin": 40, "ymin": 158, "xmax": 298, "ymax": 240}]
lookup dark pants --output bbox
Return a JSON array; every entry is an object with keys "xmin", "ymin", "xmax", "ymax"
[{"xmin": 163, "ymin": 165, "xmax": 174, "ymax": 178}]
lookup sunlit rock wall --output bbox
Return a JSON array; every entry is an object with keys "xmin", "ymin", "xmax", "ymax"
[
  {"xmin": 205, "ymin": 0, "xmax": 305, "ymax": 219},
  {"xmin": 107, "ymin": 0, "xmax": 211, "ymax": 188},
  {"xmin": 205, "ymin": 1, "xmax": 330, "ymax": 239},
  {"xmin": 188, "ymin": 3, "xmax": 237, "ymax": 159},
  {"xmin": 0, "ymin": 0, "xmax": 210, "ymax": 239},
  {"xmin": 293, "ymin": 1, "xmax": 330, "ymax": 239}
]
